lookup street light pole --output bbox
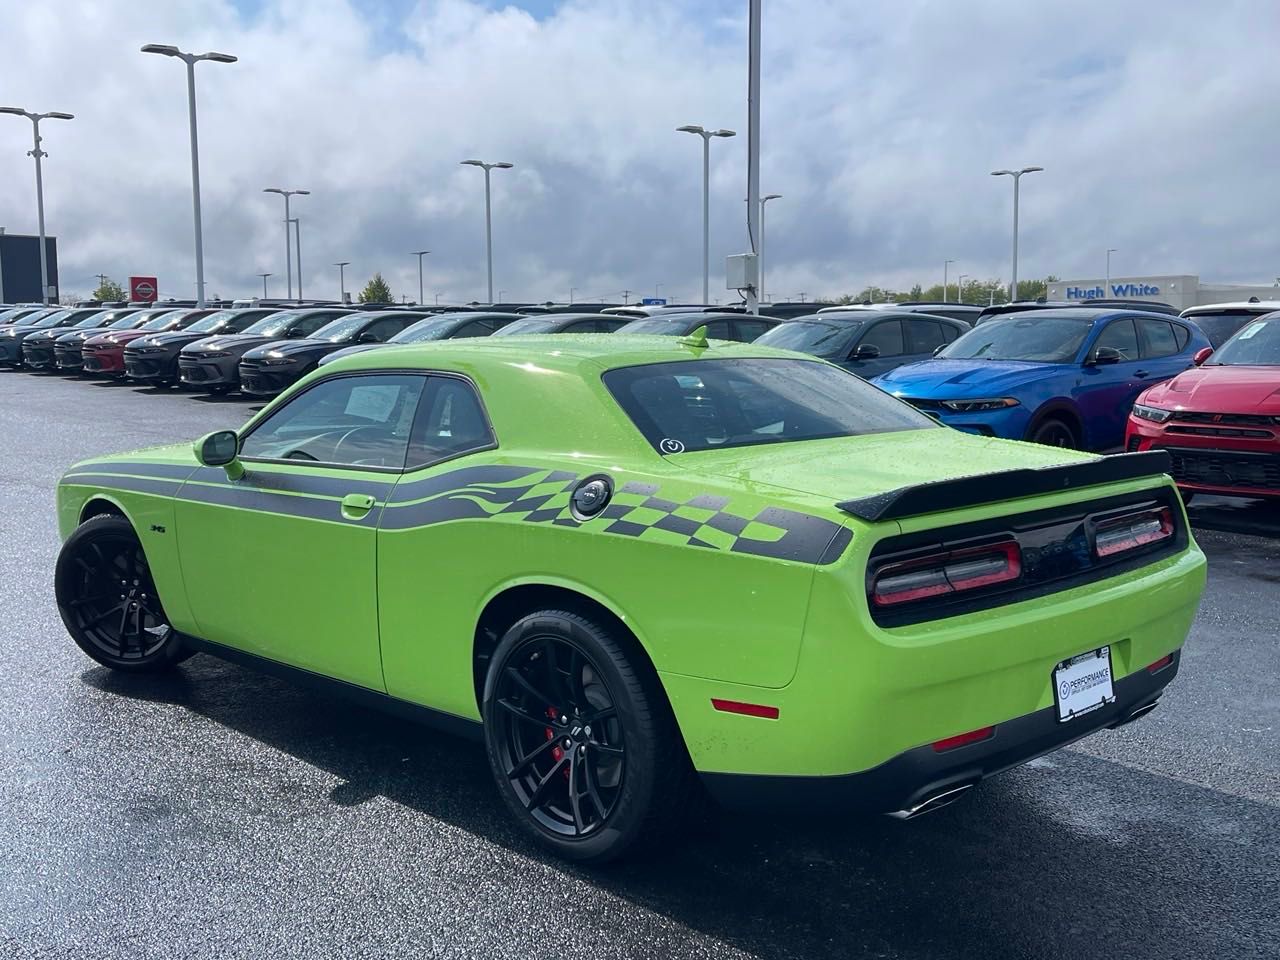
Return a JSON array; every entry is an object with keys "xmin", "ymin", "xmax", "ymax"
[
  {"xmin": 1106, "ymin": 248, "xmax": 1117, "ymax": 290},
  {"xmin": 256, "ymin": 272, "xmax": 271, "ymax": 297},
  {"xmin": 460, "ymin": 159, "xmax": 513, "ymax": 304},
  {"xmin": 758, "ymin": 194, "xmax": 781, "ymax": 304},
  {"xmin": 291, "ymin": 217, "xmax": 303, "ymax": 299},
  {"xmin": 943, "ymin": 259, "xmax": 955, "ymax": 303},
  {"xmin": 0, "ymin": 107, "xmax": 75, "ymax": 304},
  {"xmin": 141, "ymin": 45, "xmax": 237, "ymax": 308},
  {"xmin": 991, "ymin": 166, "xmax": 1043, "ymax": 302},
  {"xmin": 412, "ymin": 250, "xmax": 430, "ymax": 305},
  {"xmin": 957, "ymin": 274, "xmax": 968, "ymax": 304},
  {"xmin": 677, "ymin": 125, "xmax": 737, "ymax": 304},
  {"xmin": 263, "ymin": 187, "xmax": 309, "ymax": 300},
  {"xmin": 334, "ymin": 261, "xmax": 350, "ymax": 303}
]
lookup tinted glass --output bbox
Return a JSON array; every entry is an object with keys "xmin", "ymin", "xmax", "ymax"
[
  {"xmin": 617, "ymin": 318, "xmax": 695, "ymax": 334},
  {"xmin": 942, "ymin": 323, "xmax": 962, "ymax": 343},
  {"xmin": 941, "ymin": 315, "xmax": 1092, "ymax": 363},
  {"xmin": 493, "ymin": 317, "xmax": 558, "ymax": 335},
  {"xmin": 185, "ymin": 310, "xmax": 240, "ymax": 333},
  {"xmin": 1093, "ymin": 318, "xmax": 1139, "ymax": 360},
  {"xmin": 71, "ymin": 311, "xmax": 112, "ymax": 328},
  {"xmin": 562, "ymin": 320, "xmax": 599, "ymax": 333},
  {"xmin": 860, "ymin": 320, "xmax": 904, "ymax": 356},
  {"xmin": 733, "ymin": 318, "xmax": 775, "ymax": 341},
  {"xmin": 453, "ymin": 320, "xmax": 498, "ymax": 338},
  {"xmin": 366, "ymin": 315, "xmax": 424, "ymax": 341},
  {"xmin": 603, "ymin": 358, "xmax": 936, "ymax": 453},
  {"xmin": 242, "ymin": 309, "xmax": 341, "ymax": 338},
  {"xmin": 1208, "ymin": 318, "xmax": 1280, "ymax": 365},
  {"xmin": 754, "ymin": 319, "xmax": 863, "ymax": 356},
  {"xmin": 105, "ymin": 311, "xmax": 146, "ymax": 328},
  {"xmin": 1138, "ymin": 317, "xmax": 1179, "ymax": 358},
  {"xmin": 704, "ymin": 319, "xmax": 733, "ymax": 340},
  {"xmin": 142, "ymin": 309, "xmax": 199, "ymax": 331},
  {"xmin": 31, "ymin": 310, "xmax": 73, "ymax": 328},
  {"xmin": 390, "ymin": 317, "xmax": 463, "ymax": 342},
  {"xmin": 1181, "ymin": 310, "xmax": 1262, "ymax": 348},
  {"xmin": 904, "ymin": 319, "xmax": 948, "ymax": 354},
  {"xmin": 241, "ymin": 374, "xmax": 426, "ymax": 468},
  {"xmin": 407, "ymin": 376, "xmax": 495, "ymax": 468},
  {"xmin": 309, "ymin": 314, "xmax": 373, "ymax": 342}
]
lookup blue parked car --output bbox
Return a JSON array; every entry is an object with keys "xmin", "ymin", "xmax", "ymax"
[{"xmin": 871, "ymin": 308, "xmax": 1211, "ymax": 450}]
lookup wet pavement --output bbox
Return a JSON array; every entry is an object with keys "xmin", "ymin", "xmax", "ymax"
[{"xmin": 1, "ymin": 370, "xmax": 1277, "ymax": 959}]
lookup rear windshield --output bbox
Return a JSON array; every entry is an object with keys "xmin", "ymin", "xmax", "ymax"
[
  {"xmin": 1182, "ymin": 310, "xmax": 1267, "ymax": 348},
  {"xmin": 753, "ymin": 319, "xmax": 864, "ymax": 356},
  {"xmin": 940, "ymin": 314, "xmax": 1091, "ymax": 363},
  {"xmin": 493, "ymin": 317, "xmax": 558, "ymax": 335},
  {"xmin": 1207, "ymin": 317, "xmax": 1280, "ymax": 365},
  {"xmin": 617, "ymin": 318, "xmax": 695, "ymax": 335},
  {"xmin": 603, "ymin": 358, "xmax": 936, "ymax": 453}
]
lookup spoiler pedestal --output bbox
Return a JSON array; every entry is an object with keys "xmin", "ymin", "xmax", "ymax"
[{"xmin": 838, "ymin": 450, "xmax": 1174, "ymax": 522}]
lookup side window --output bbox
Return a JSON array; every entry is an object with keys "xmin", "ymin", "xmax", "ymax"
[
  {"xmin": 1171, "ymin": 322, "xmax": 1191, "ymax": 351},
  {"xmin": 904, "ymin": 319, "xmax": 948, "ymax": 355},
  {"xmin": 406, "ymin": 376, "xmax": 495, "ymax": 468},
  {"xmin": 942, "ymin": 322, "xmax": 963, "ymax": 343},
  {"xmin": 704, "ymin": 319, "xmax": 734, "ymax": 340},
  {"xmin": 363, "ymin": 317, "xmax": 409, "ymax": 341},
  {"xmin": 453, "ymin": 320, "xmax": 497, "ymax": 338},
  {"xmin": 291, "ymin": 312, "xmax": 342, "ymax": 337},
  {"xmin": 600, "ymin": 318, "xmax": 629, "ymax": 332},
  {"xmin": 859, "ymin": 320, "xmax": 905, "ymax": 357},
  {"xmin": 1094, "ymin": 318, "xmax": 1139, "ymax": 360},
  {"xmin": 1137, "ymin": 317, "xmax": 1179, "ymax": 358},
  {"xmin": 240, "ymin": 374, "xmax": 426, "ymax": 469},
  {"xmin": 563, "ymin": 319, "xmax": 598, "ymax": 333},
  {"xmin": 733, "ymin": 318, "xmax": 776, "ymax": 342}
]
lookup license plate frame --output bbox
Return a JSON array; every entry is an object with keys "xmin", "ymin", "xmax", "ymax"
[{"xmin": 1053, "ymin": 646, "xmax": 1115, "ymax": 723}]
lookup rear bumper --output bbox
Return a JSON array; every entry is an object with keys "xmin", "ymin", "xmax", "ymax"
[{"xmin": 702, "ymin": 652, "xmax": 1179, "ymax": 814}]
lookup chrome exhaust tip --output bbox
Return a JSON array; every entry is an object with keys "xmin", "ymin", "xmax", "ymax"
[
  {"xmin": 1110, "ymin": 697, "xmax": 1160, "ymax": 729},
  {"xmin": 887, "ymin": 782, "xmax": 975, "ymax": 820}
]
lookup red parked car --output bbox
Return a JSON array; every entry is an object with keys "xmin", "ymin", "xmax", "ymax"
[
  {"xmin": 81, "ymin": 308, "xmax": 216, "ymax": 376},
  {"xmin": 1126, "ymin": 311, "xmax": 1280, "ymax": 499}
]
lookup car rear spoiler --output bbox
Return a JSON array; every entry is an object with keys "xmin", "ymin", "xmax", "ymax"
[{"xmin": 837, "ymin": 450, "xmax": 1173, "ymax": 522}]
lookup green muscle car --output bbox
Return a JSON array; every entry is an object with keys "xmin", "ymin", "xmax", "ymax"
[{"xmin": 54, "ymin": 332, "xmax": 1206, "ymax": 862}]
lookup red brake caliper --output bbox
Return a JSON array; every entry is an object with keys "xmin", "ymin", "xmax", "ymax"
[{"xmin": 545, "ymin": 707, "xmax": 564, "ymax": 764}]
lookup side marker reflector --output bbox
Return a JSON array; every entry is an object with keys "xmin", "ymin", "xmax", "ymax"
[
  {"xmin": 931, "ymin": 726, "xmax": 995, "ymax": 752},
  {"xmin": 711, "ymin": 698, "xmax": 780, "ymax": 720},
  {"xmin": 1147, "ymin": 654, "xmax": 1174, "ymax": 673}
]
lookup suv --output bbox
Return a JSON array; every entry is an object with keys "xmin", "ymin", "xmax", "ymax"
[
  {"xmin": 178, "ymin": 307, "xmax": 352, "ymax": 393},
  {"xmin": 1179, "ymin": 300, "xmax": 1280, "ymax": 348},
  {"xmin": 124, "ymin": 308, "xmax": 282, "ymax": 388}
]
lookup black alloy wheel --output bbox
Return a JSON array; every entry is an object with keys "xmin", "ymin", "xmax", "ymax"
[
  {"xmin": 482, "ymin": 609, "xmax": 701, "ymax": 863},
  {"xmin": 1029, "ymin": 417, "xmax": 1077, "ymax": 449},
  {"xmin": 54, "ymin": 514, "xmax": 190, "ymax": 672}
]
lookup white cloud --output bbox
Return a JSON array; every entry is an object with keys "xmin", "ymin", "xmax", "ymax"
[{"xmin": 0, "ymin": 0, "xmax": 1276, "ymax": 304}]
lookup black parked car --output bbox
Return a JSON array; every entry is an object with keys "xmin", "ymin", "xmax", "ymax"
[
  {"xmin": 20, "ymin": 308, "xmax": 127, "ymax": 369},
  {"xmin": 753, "ymin": 311, "xmax": 969, "ymax": 378},
  {"xmin": 0, "ymin": 308, "xmax": 99, "ymax": 367},
  {"xmin": 178, "ymin": 306, "xmax": 353, "ymax": 394},
  {"xmin": 123, "ymin": 308, "xmax": 281, "ymax": 388},
  {"xmin": 315, "ymin": 312, "xmax": 525, "ymax": 368},
  {"xmin": 615, "ymin": 312, "xmax": 778, "ymax": 341},
  {"xmin": 53, "ymin": 308, "xmax": 161, "ymax": 371},
  {"xmin": 490, "ymin": 313, "xmax": 630, "ymax": 336},
  {"xmin": 239, "ymin": 310, "xmax": 436, "ymax": 395}
]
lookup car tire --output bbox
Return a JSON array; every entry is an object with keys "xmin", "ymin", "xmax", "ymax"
[
  {"xmin": 481, "ymin": 608, "xmax": 701, "ymax": 864},
  {"xmin": 1028, "ymin": 416, "xmax": 1078, "ymax": 449},
  {"xmin": 54, "ymin": 514, "xmax": 191, "ymax": 673}
]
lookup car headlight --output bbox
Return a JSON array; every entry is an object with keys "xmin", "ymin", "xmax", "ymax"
[
  {"xmin": 259, "ymin": 353, "xmax": 296, "ymax": 365},
  {"xmin": 939, "ymin": 397, "xmax": 1020, "ymax": 412},
  {"xmin": 195, "ymin": 351, "xmax": 231, "ymax": 359},
  {"xmin": 1132, "ymin": 403, "xmax": 1173, "ymax": 423}
]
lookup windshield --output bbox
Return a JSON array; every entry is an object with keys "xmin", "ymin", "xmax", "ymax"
[
  {"xmin": 1207, "ymin": 317, "xmax": 1280, "ymax": 365},
  {"xmin": 754, "ymin": 319, "xmax": 863, "ymax": 356},
  {"xmin": 309, "ymin": 314, "xmax": 370, "ymax": 342},
  {"xmin": 1183, "ymin": 310, "xmax": 1267, "ymax": 348},
  {"xmin": 604, "ymin": 358, "xmax": 936, "ymax": 453},
  {"xmin": 390, "ymin": 318, "xmax": 460, "ymax": 342},
  {"xmin": 493, "ymin": 317, "xmax": 558, "ymax": 335},
  {"xmin": 244, "ymin": 310, "xmax": 312, "ymax": 337},
  {"xmin": 939, "ymin": 314, "xmax": 1092, "ymax": 363},
  {"xmin": 141, "ymin": 309, "xmax": 193, "ymax": 330},
  {"xmin": 31, "ymin": 310, "xmax": 74, "ymax": 328},
  {"xmin": 184, "ymin": 310, "xmax": 258, "ymax": 334},
  {"xmin": 71, "ymin": 311, "xmax": 111, "ymax": 328},
  {"xmin": 618, "ymin": 318, "xmax": 693, "ymax": 335}
]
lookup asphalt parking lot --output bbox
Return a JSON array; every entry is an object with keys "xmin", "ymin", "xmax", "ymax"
[{"xmin": 2, "ymin": 370, "xmax": 1277, "ymax": 960}]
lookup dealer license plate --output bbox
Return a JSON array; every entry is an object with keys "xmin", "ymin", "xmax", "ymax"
[{"xmin": 1053, "ymin": 646, "xmax": 1115, "ymax": 722}]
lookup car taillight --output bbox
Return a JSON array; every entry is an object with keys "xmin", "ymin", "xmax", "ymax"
[
  {"xmin": 1093, "ymin": 507, "xmax": 1174, "ymax": 558},
  {"xmin": 871, "ymin": 540, "xmax": 1021, "ymax": 607}
]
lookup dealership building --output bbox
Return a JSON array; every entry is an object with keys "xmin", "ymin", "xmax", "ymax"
[
  {"xmin": 1045, "ymin": 274, "xmax": 1279, "ymax": 312},
  {"xmin": 0, "ymin": 230, "xmax": 59, "ymax": 303}
]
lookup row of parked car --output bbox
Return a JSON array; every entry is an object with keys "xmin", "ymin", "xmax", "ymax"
[{"xmin": 2, "ymin": 294, "xmax": 1277, "ymax": 499}]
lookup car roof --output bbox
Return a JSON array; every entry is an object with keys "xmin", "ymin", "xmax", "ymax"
[
  {"xmin": 982, "ymin": 307, "xmax": 1157, "ymax": 323},
  {"xmin": 1181, "ymin": 300, "xmax": 1280, "ymax": 315}
]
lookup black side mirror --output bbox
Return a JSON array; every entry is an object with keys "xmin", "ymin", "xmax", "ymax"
[
  {"xmin": 357, "ymin": 331, "xmax": 380, "ymax": 343},
  {"xmin": 194, "ymin": 429, "xmax": 244, "ymax": 480},
  {"xmin": 1088, "ymin": 345, "xmax": 1122, "ymax": 366},
  {"xmin": 933, "ymin": 344, "xmax": 946, "ymax": 357},
  {"xmin": 852, "ymin": 343, "xmax": 881, "ymax": 360},
  {"xmin": 284, "ymin": 327, "xmax": 304, "ymax": 338}
]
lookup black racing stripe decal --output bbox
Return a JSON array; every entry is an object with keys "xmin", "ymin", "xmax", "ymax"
[
  {"xmin": 179, "ymin": 482, "xmax": 381, "ymax": 526},
  {"xmin": 387, "ymin": 464, "xmax": 545, "ymax": 504},
  {"xmin": 191, "ymin": 466, "xmax": 394, "ymax": 500},
  {"xmin": 66, "ymin": 461, "xmax": 198, "ymax": 480},
  {"xmin": 61, "ymin": 473, "xmax": 183, "ymax": 497}
]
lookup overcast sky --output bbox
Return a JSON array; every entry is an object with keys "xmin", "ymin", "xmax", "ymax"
[{"xmin": 1, "ymin": 0, "xmax": 1278, "ymax": 304}]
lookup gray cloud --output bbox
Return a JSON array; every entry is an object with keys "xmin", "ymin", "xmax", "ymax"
[{"xmin": 1, "ymin": 0, "xmax": 1277, "ymax": 304}]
